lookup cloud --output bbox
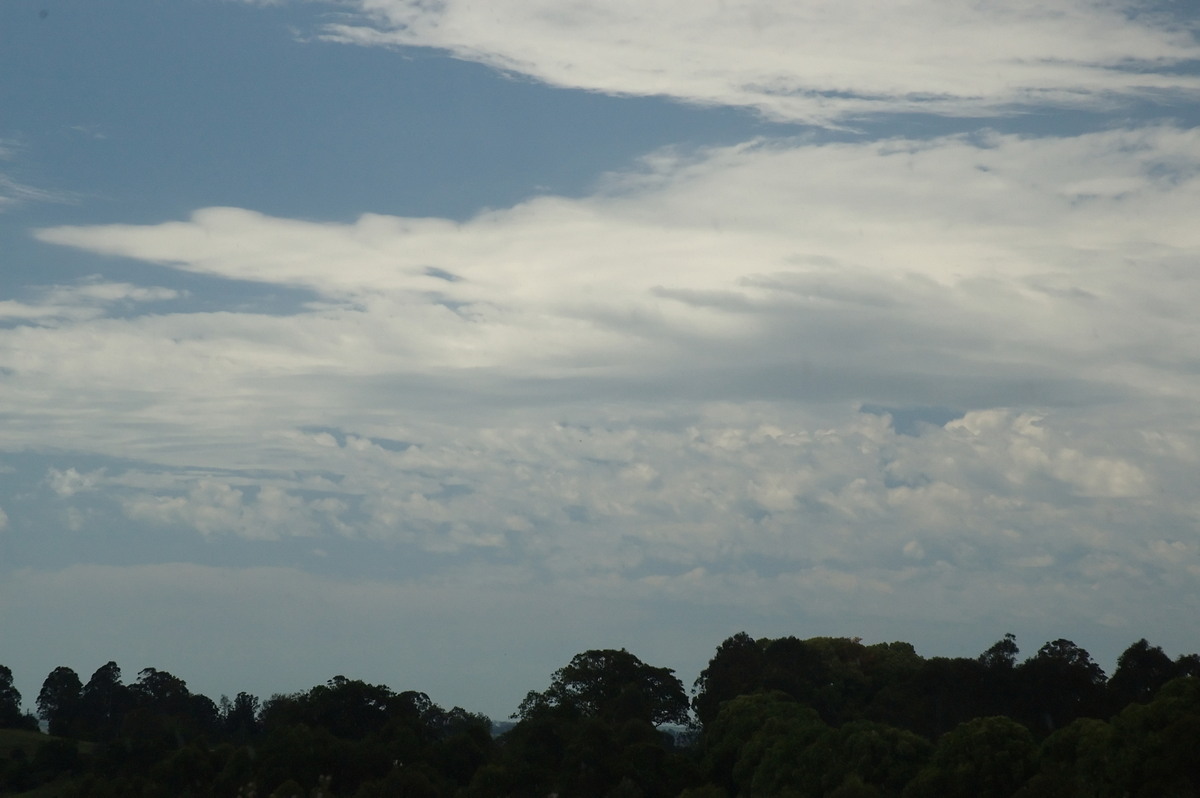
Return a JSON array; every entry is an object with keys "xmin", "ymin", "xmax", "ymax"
[
  {"xmin": 0, "ymin": 174, "xmax": 58, "ymax": 212},
  {"xmin": 8, "ymin": 127, "xmax": 1200, "ymax": 658},
  {"xmin": 312, "ymin": 0, "xmax": 1200, "ymax": 123},
  {"xmin": 0, "ymin": 139, "xmax": 70, "ymax": 211},
  {"xmin": 121, "ymin": 479, "xmax": 350, "ymax": 541},
  {"xmin": 30, "ymin": 126, "xmax": 1200, "ymax": 406},
  {"xmin": 0, "ymin": 280, "xmax": 182, "ymax": 325},
  {"xmin": 26, "ymin": 402, "xmax": 1199, "ymax": 619},
  {"xmin": 46, "ymin": 467, "xmax": 104, "ymax": 498}
]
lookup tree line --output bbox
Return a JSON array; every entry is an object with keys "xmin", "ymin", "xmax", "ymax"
[{"xmin": 1, "ymin": 632, "xmax": 1198, "ymax": 796}]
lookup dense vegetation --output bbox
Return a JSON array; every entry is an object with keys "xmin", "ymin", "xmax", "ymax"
[{"xmin": 2, "ymin": 633, "xmax": 1198, "ymax": 797}]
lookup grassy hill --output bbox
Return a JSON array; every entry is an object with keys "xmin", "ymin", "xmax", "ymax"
[
  {"xmin": 0, "ymin": 727, "xmax": 51, "ymax": 758},
  {"xmin": 0, "ymin": 728, "xmax": 90, "ymax": 797}
]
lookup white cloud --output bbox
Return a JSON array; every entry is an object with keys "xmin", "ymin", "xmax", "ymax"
[
  {"xmin": 46, "ymin": 467, "xmax": 105, "ymax": 498},
  {"xmin": 29, "ymin": 127, "xmax": 1200, "ymax": 405},
  {"xmin": 121, "ymin": 479, "xmax": 350, "ymax": 540},
  {"xmin": 8, "ymin": 0, "xmax": 1200, "ymax": 722},
  {"xmin": 0, "ymin": 280, "xmax": 182, "ymax": 325},
  {"xmin": 315, "ymin": 0, "xmax": 1200, "ymax": 123},
  {"xmin": 7, "ymin": 127, "xmax": 1200, "ymax": 650},
  {"xmin": 45, "ymin": 402, "xmax": 1191, "ymax": 607}
]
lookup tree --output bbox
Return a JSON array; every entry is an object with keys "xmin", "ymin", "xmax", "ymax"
[
  {"xmin": 972, "ymin": 634, "xmax": 1022, "ymax": 720},
  {"xmin": 830, "ymin": 720, "xmax": 932, "ymax": 795},
  {"xmin": 1108, "ymin": 639, "xmax": 1176, "ymax": 707},
  {"xmin": 1174, "ymin": 652, "xmax": 1200, "ymax": 679},
  {"xmin": 123, "ymin": 667, "xmax": 218, "ymax": 745},
  {"xmin": 908, "ymin": 656, "xmax": 991, "ymax": 737},
  {"xmin": 132, "ymin": 667, "xmax": 191, "ymax": 712},
  {"xmin": 906, "ymin": 716, "xmax": 1037, "ymax": 798},
  {"xmin": 518, "ymin": 648, "xmax": 689, "ymax": 727},
  {"xmin": 487, "ymin": 650, "xmax": 691, "ymax": 798},
  {"xmin": 424, "ymin": 706, "xmax": 494, "ymax": 788},
  {"xmin": 978, "ymin": 633, "xmax": 1019, "ymax": 671},
  {"xmin": 761, "ymin": 636, "xmax": 827, "ymax": 709},
  {"xmin": 0, "ymin": 665, "xmax": 35, "ymax": 730},
  {"xmin": 219, "ymin": 691, "xmax": 261, "ymax": 739},
  {"xmin": 259, "ymin": 675, "xmax": 396, "ymax": 741},
  {"xmin": 78, "ymin": 661, "xmax": 133, "ymax": 740},
  {"xmin": 1017, "ymin": 640, "xmax": 1106, "ymax": 732},
  {"xmin": 37, "ymin": 666, "xmax": 83, "ymax": 736},
  {"xmin": 1018, "ymin": 717, "xmax": 1116, "ymax": 797},
  {"xmin": 1104, "ymin": 676, "xmax": 1200, "ymax": 797},
  {"xmin": 699, "ymin": 690, "xmax": 825, "ymax": 795},
  {"xmin": 693, "ymin": 632, "xmax": 766, "ymax": 727}
]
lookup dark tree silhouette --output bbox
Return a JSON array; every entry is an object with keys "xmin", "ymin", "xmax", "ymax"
[
  {"xmin": 78, "ymin": 661, "xmax": 133, "ymax": 740},
  {"xmin": 693, "ymin": 631, "xmax": 766, "ymax": 726},
  {"xmin": 8, "ymin": 633, "xmax": 1200, "ymax": 797},
  {"xmin": 37, "ymin": 666, "xmax": 83, "ymax": 736},
  {"xmin": 1108, "ymin": 638, "xmax": 1177, "ymax": 708},
  {"xmin": 518, "ymin": 648, "xmax": 689, "ymax": 727},
  {"xmin": 0, "ymin": 664, "xmax": 35, "ymax": 730},
  {"xmin": 908, "ymin": 656, "xmax": 990, "ymax": 737},
  {"xmin": 978, "ymin": 632, "xmax": 1019, "ymax": 671},
  {"xmin": 132, "ymin": 667, "xmax": 191, "ymax": 711},
  {"xmin": 1017, "ymin": 639, "xmax": 1107, "ymax": 732},
  {"xmin": 482, "ymin": 649, "xmax": 691, "ymax": 798},
  {"xmin": 219, "ymin": 691, "xmax": 261, "ymax": 739}
]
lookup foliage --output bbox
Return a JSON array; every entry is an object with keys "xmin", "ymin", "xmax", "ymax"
[
  {"xmin": 517, "ymin": 648, "xmax": 690, "ymax": 727},
  {"xmin": 904, "ymin": 716, "xmax": 1037, "ymax": 798},
  {"xmin": 701, "ymin": 690, "xmax": 825, "ymax": 794},
  {"xmin": 218, "ymin": 692, "xmax": 261, "ymax": 740},
  {"xmin": 1014, "ymin": 639, "xmax": 1107, "ymax": 732},
  {"xmin": 76, "ymin": 661, "xmax": 133, "ymax": 741},
  {"xmin": 0, "ymin": 665, "xmax": 38, "ymax": 731},
  {"xmin": 484, "ymin": 648, "xmax": 691, "ymax": 797},
  {"xmin": 692, "ymin": 632, "xmax": 767, "ymax": 727},
  {"xmin": 3, "ymin": 635, "xmax": 1200, "ymax": 797},
  {"xmin": 37, "ymin": 666, "xmax": 83, "ymax": 737},
  {"xmin": 1108, "ymin": 638, "xmax": 1181, "ymax": 708},
  {"xmin": 978, "ymin": 633, "xmax": 1020, "ymax": 671}
]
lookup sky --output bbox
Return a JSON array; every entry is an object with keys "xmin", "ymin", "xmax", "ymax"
[{"xmin": 2, "ymin": 0, "xmax": 1200, "ymax": 721}]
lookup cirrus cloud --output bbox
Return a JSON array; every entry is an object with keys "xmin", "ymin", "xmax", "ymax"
[{"xmin": 315, "ymin": 0, "xmax": 1200, "ymax": 123}]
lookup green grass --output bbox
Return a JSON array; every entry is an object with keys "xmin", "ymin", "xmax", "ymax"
[
  {"xmin": 0, "ymin": 727, "xmax": 52, "ymax": 759},
  {"xmin": 0, "ymin": 728, "xmax": 94, "ymax": 797},
  {"xmin": 0, "ymin": 728, "xmax": 94, "ymax": 756}
]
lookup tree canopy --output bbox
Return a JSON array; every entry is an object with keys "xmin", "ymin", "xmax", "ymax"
[
  {"xmin": 517, "ymin": 647, "xmax": 690, "ymax": 727},
  {"xmin": 4, "ymin": 632, "xmax": 1200, "ymax": 797}
]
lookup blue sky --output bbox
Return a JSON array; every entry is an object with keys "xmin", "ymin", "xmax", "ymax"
[{"xmin": 3, "ymin": 0, "xmax": 1200, "ymax": 720}]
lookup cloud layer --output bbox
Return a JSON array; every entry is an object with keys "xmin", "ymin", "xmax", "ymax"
[
  {"xmin": 6, "ymin": 0, "xmax": 1200, "ymax": 721},
  {"xmin": 319, "ymin": 0, "xmax": 1200, "ymax": 122},
  {"xmin": 6, "ymin": 1, "xmax": 1200, "ymax": 709},
  {"xmin": 31, "ymin": 126, "xmax": 1200, "ymax": 409},
  {"xmin": 6, "ymin": 127, "xmax": 1196, "ymax": 656}
]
